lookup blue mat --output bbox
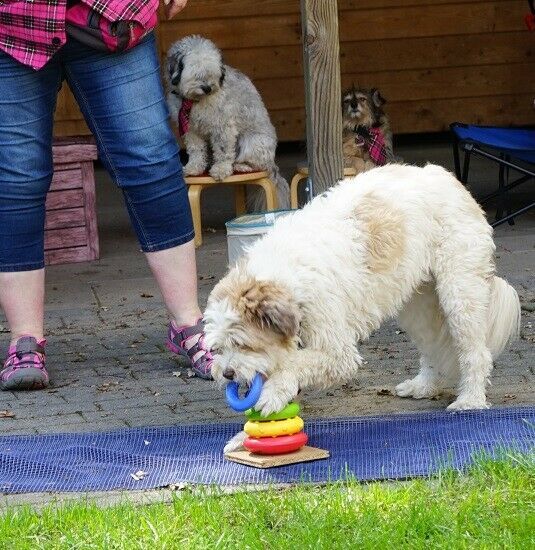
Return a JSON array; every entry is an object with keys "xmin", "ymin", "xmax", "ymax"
[{"xmin": 1, "ymin": 407, "xmax": 533, "ymax": 494}]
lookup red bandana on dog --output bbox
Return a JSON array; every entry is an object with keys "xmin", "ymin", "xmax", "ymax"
[
  {"xmin": 178, "ymin": 99, "xmax": 194, "ymax": 137},
  {"xmin": 355, "ymin": 126, "xmax": 388, "ymax": 166}
]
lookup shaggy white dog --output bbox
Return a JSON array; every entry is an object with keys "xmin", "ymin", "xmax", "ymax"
[
  {"xmin": 166, "ymin": 35, "xmax": 289, "ymax": 208},
  {"xmin": 203, "ymin": 164, "xmax": 521, "ymax": 452}
]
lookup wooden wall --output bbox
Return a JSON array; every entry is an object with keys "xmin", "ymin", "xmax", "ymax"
[{"xmin": 54, "ymin": 0, "xmax": 535, "ymax": 141}]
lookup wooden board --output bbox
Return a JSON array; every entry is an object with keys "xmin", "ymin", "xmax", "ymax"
[{"xmin": 225, "ymin": 445, "xmax": 330, "ymax": 468}]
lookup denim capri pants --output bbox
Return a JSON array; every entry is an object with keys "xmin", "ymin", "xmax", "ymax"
[{"xmin": 0, "ymin": 33, "xmax": 194, "ymax": 272}]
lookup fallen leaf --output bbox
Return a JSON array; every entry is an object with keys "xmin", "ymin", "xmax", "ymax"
[
  {"xmin": 504, "ymin": 394, "xmax": 517, "ymax": 400},
  {"xmin": 0, "ymin": 410, "xmax": 15, "ymax": 418},
  {"xmin": 199, "ymin": 275, "xmax": 215, "ymax": 281},
  {"xmin": 97, "ymin": 381, "xmax": 120, "ymax": 392},
  {"xmin": 377, "ymin": 389, "xmax": 393, "ymax": 396},
  {"xmin": 140, "ymin": 293, "xmax": 154, "ymax": 298}
]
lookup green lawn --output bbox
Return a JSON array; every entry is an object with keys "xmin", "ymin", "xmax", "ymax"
[{"xmin": 1, "ymin": 455, "xmax": 534, "ymax": 549}]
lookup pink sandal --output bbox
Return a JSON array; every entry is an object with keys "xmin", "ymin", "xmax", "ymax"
[
  {"xmin": 166, "ymin": 319, "xmax": 213, "ymax": 380},
  {"xmin": 0, "ymin": 336, "xmax": 49, "ymax": 391}
]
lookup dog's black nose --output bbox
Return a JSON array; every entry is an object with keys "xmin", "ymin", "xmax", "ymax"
[
  {"xmin": 171, "ymin": 76, "xmax": 180, "ymax": 86},
  {"xmin": 223, "ymin": 368, "xmax": 235, "ymax": 380},
  {"xmin": 350, "ymin": 100, "xmax": 358, "ymax": 109},
  {"xmin": 201, "ymin": 84, "xmax": 212, "ymax": 94}
]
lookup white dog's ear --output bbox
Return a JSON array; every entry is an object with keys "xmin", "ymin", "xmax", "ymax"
[{"xmin": 239, "ymin": 281, "xmax": 300, "ymax": 339}]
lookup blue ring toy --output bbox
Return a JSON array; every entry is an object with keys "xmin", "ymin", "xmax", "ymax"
[{"xmin": 226, "ymin": 373, "xmax": 264, "ymax": 412}]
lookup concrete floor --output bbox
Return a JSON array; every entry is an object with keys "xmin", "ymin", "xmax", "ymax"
[{"xmin": 0, "ymin": 136, "xmax": 533, "ymax": 438}]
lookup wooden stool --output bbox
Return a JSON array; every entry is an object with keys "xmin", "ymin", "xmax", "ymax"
[
  {"xmin": 290, "ymin": 166, "xmax": 357, "ymax": 209},
  {"xmin": 185, "ymin": 171, "xmax": 278, "ymax": 246}
]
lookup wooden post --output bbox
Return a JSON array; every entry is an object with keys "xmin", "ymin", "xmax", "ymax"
[{"xmin": 300, "ymin": 0, "xmax": 344, "ymax": 197}]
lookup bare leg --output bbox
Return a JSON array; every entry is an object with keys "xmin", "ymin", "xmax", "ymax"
[
  {"xmin": 145, "ymin": 239, "xmax": 202, "ymax": 327},
  {"xmin": 0, "ymin": 270, "xmax": 44, "ymax": 344}
]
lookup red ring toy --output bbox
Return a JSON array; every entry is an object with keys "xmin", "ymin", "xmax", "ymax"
[{"xmin": 243, "ymin": 431, "xmax": 308, "ymax": 455}]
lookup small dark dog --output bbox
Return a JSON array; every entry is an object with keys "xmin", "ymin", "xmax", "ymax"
[{"xmin": 342, "ymin": 86, "xmax": 394, "ymax": 174}]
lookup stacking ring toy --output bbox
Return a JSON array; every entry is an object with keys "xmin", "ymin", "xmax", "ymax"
[
  {"xmin": 245, "ymin": 402, "xmax": 300, "ymax": 422},
  {"xmin": 244, "ymin": 432, "xmax": 308, "ymax": 455},
  {"xmin": 244, "ymin": 416, "xmax": 304, "ymax": 438},
  {"xmin": 225, "ymin": 373, "xmax": 264, "ymax": 412}
]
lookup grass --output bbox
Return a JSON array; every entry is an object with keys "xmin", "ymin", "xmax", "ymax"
[{"xmin": 1, "ymin": 455, "xmax": 534, "ymax": 550}]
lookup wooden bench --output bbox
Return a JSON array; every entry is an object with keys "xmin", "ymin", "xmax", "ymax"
[{"xmin": 45, "ymin": 138, "xmax": 99, "ymax": 265}]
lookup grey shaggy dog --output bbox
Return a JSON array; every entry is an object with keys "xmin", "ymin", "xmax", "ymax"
[{"xmin": 165, "ymin": 35, "xmax": 290, "ymax": 209}]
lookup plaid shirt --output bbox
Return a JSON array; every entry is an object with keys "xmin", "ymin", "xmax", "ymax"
[{"xmin": 0, "ymin": 0, "xmax": 158, "ymax": 70}]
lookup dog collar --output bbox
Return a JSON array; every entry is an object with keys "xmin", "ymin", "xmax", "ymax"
[
  {"xmin": 353, "ymin": 126, "xmax": 388, "ymax": 166},
  {"xmin": 178, "ymin": 99, "xmax": 194, "ymax": 137}
]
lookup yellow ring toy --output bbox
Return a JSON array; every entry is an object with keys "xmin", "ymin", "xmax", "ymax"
[{"xmin": 244, "ymin": 416, "xmax": 304, "ymax": 438}]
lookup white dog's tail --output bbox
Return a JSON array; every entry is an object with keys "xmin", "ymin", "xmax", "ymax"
[{"xmin": 487, "ymin": 276, "xmax": 521, "ymax": 358}]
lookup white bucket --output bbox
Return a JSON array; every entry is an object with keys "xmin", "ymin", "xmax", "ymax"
[{"xmin": 225, "ymin": 210, "xmax": 294, "ymax": 265}]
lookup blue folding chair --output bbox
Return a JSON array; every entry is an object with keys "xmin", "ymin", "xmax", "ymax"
[{"xmin": 450, "ymin": 123, "xmax": 535, "ymax": 227}]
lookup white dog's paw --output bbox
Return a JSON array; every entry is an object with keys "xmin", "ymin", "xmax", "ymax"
[
  {"xmin": 209, "ymin": 162, "xmax": 233, "ymax": 181},
  {"xmin": 223, "ymin": 431, "xmax": 247, "ymax": 454},
  {"xmin": 395, "ymin": 377, "xmax": 440, "ymax": 399},
  {"xmin": 447, "ymin": 394, "xmax": 490, "ymax": 411},
  {"xmin": 184, "ymin": 162, "xmax": 205, "ymax": 176},
  {"xmin": 254, "ymin": 376, "xmax": 298, "ymax": 417}
]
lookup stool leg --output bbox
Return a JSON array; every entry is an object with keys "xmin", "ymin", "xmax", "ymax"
[
  {"xmin": 188, "ymin": 185, "xmax": 203, "ymax": 247},
  {"xmin": 257, "ymin": 178, "xmax": 278, "ymax": 211},
  {"xmin": 290, "ymin": 174, "xmax": 306, "ymax": 209},
  {"xmin": 234, "ymin": 184, "xmax": 246, "ymax": 216}
]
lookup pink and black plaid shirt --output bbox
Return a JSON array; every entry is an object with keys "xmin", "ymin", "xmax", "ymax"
[{"xmin": 0, "ymin": 0, "xmax": 158, "ymax": 70}]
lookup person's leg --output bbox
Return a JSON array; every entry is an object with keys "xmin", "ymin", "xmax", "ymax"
[
  {"xmin": 0, "ymin": 51, "xmax": 61, "ymax": 389},
  {"xmin": 61, "ymin": 35, "xmax": 212, "ymax": 377}
]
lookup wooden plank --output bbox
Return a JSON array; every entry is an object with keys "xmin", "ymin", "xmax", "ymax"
[
  {"xmin": 44, "ymin": 226, "xmax": 88, "ymax": 250},
  {"xmin": 270, "ymin": 93, "xmax": 535, "ymax": 141},
  {"xmin": 50, "ymin": 168, "xmax": 83, "ymax": 191},
  {"xmin": 225, "ymin": 446, "xmax": 330, "ymax": 468},
  {"xmin": 301, "ymin": 0, "xmax": 343, "ymax": 195},
  {"xmin": 45, "ymin": 189, "xmax": 85, "ymax": 211},
  {"xmin": 44, "ymin": 246, "xmax": 94, "ymax": 266},
  {"xmin": 157, "ymin": 13, "xmax": 301, "ymax": 50},
  {"xmin": 203, "ymin": 32, "xmax": 532, "ymax": 81},
  {"xmin": 44, "ymin": 208, "xmax": 86, "ymax": 231},
  {"xmin": 52, "ymin": 141, "xmax": 97, "ymax": 164},
  {"xmin": 53, "ymin": 120, "xmax": 91, "ymax": 137},
  {"xmin": 338, "ymin": 2, "xmax": 526, "ymax": 41},
  {"xmin": 253, "ymin": 62, "xmax": 535, "ymax": 111},
  {"xmin": 80, "ymin": 160, "xmax": 100, "ymax": 261}
]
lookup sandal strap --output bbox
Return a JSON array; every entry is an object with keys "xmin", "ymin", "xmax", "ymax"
[
  {"xmin": 15, "ymin": 336, "xmax": 45, "ymax": 357},
  {"xmin": 170, "ymin": 319, "xmax": 204, "ymax": 343}
]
